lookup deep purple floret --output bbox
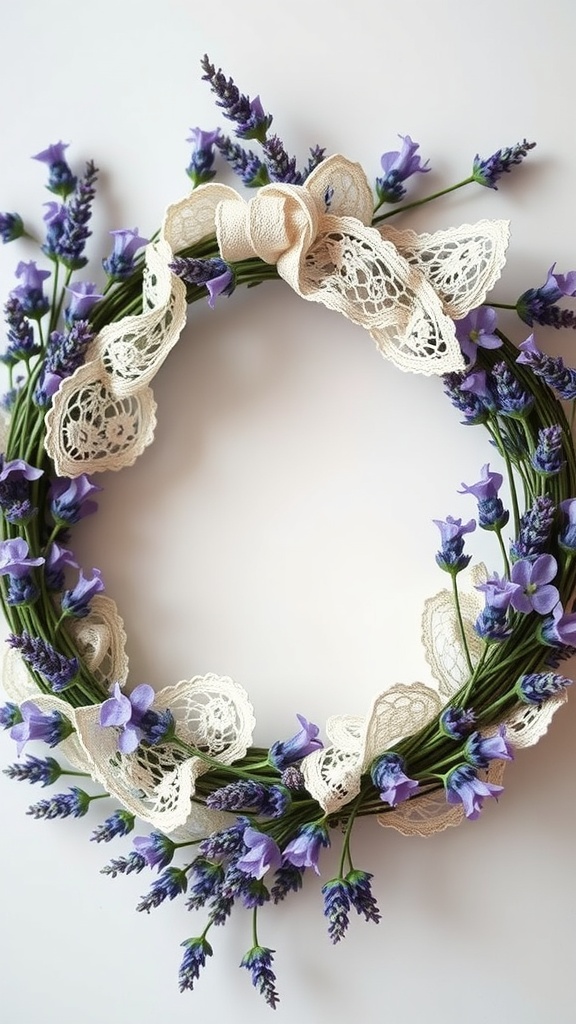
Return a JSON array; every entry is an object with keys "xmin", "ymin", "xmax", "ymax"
[
  {"xmin": 472, "ymin": 140, "xmax": 536, "ymax": 189},
  {"xmin": 169, "ymin": 255, "xmax": 235, "ymax": 308},
  {"xmin": 132, "ymin": 831, "xmax": 176, "ymax": 870},
  {"xmin": 53, "ymin": 161, "xmax": 98, "ymax": 270},
  {"xmin": 61, "ymin": 568, "xmax": 105, "ymax": 618},
  {"xmin": 376, "ymin": 134, "xmax": 430, "ymax": 205},
  {"xmin": 200, "ymin": 55, "xmax": 272, "ymax": 143},
  {"xmin": 445, "ymin": 764, "xmax": 504, "ymax": 819},
  {"xmin": 262, "ymin": 135, "xmax": 304, "ymax": 185},
  {"xmin": 0, "ymin": 212, "xmax": 24, "ymax": 243},
  {"xmin": 346, "ymin": 869, "xmax": 381, "ymax": 924},
  {"xmin": 459, "ymin": 463, "xmax": 509, "ymax": 531},
  {"xmin": 40, "ymin": 319, "xmax": 95, "ymax": 391},
  {"xmin": 101, "ymin": 851, "xmax": 147, "ymax": 877},
  {"xmin": 27, "ymin": 786, "xmax": 91, "ymax": 820},
  {"xmin": 2, "ymin": 297, "xmax": 38, "ymax": 366},
  {"xmin": 539, "ymin": 602, "xmax": 576, "ymax": 648},
  {"xmin": 517, "ymin": 264, "xmax": 576, "ymax": 329},
  {"xmin": 517, "ymin": 334, "xmax": 576, "ymax": 399},
  {"xmin": 371, "ymin": 752, "xmax": 419, "ymax": 806},
  {"xmin": 491, "ymin": 361, "xmax": 533, "ymax": 417},
  {"xmin": 3, "ymin": 754, "xmax": 62, "ymax": 787},
  {"xmin": 282, "ymin": 822, "xmax": 329, "ymax": 874},
  {"xmin": 464, "ymin": 726, "xmax": 514, "ymax": 769},
  {"xmin": 443, "ymin": 371, "xmax": 490, "ymax": 425},
  {"xmin": 240, "ymin": 945, "xmax": 279, "ymax": 1009},
  {"xmin": 214, "ymin": 134, "xmax": 270, "ymax": 187},
  {"xmin": 322, "ymin": 878, "xmax": 351, "ymax": 943},
  {"xmin": 0, "ymin": 702, "xmax": 22, "ymax": 729},
  {"xmin": 8, "ymin": 630, "xmax": 79, "ymax": 692},
  {"xmin": 44, "ymin": 542, "xmax": 79, "ymax": 591},
  {"xmin": 179, "ymin": 937, "xmax": 213, "ymax": 993},
  {"xmin": 531, "ymin": 425, "xmax": 565, "ymax": 476},
  {"xmin": 32, "ymin": 141, "xmax": 77, "ymax": 197},
  {"xmin": 219, "ymin": 863, "xmax": 270, "ymax": 910},
  {"xmin": 439, "ymin": 706, "xmax": 477, "ymax": 739},
  {"xmin": 185, "ymin": 857, "xmax": 224, "ymax": 911},
  {"xmin": 91, "ymin": 809, "xmax": 135, "ymax": 843},
  {"xmin": 434, "ymin": 515, "xmax": 476, "ymax": 574},
  {"xmin": 206, "ymin": 779, "xmax": 288, "ymax": 818},
  {"xmin": 268, "ymin": 713, "xmax": 323, "ymax": 769},
  {"xmin": 186, "ymin": 127, "xmax": 219, "ymax": 187},
  {"xmin": 270, "ymin": 863, "xmax": 304, "ymax": 904},
  {"xmin": 559, "ymin": 498, "xmax": 576, "ymax": 551},
  {"xmin": 6, "ymin": 575, "xmax": 39, "ymax": 607},
  {"xmin": 510, "ymin": 495, "xmax": 555, "ymax": 562},
  {"xmin": 199, "ymin": 817, "xmax": 249, "ymax": 861},
  {"xmin": 136, "ymin": 866, "xmax": 188, "ymax": 912},
  {"xmin": 42, "ymin": 202, "xmax": 68, "ymax": 260},
  {"xmin": 0, "ymin": 457, "xmax": 43, "ymax": 524},
  {"xmin": 102, "ymin": 227, "xmax": 148, "ymax": 280},
  {"xmin": 515, "ymin": 671, "xmax": 572, "ymax": 704}
]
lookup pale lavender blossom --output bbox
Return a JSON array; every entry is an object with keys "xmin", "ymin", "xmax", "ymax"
[
  {"xmin": 455, "ymin": 307, "xmax": 501, "ymax": 363},
  {"xmin": 236, "ymin": 826, "xmax": 282, "ymax": 879},
  {"xmin": 49, "ymin": 474, "xmax": 101, "ymax": 524},
  {"xmin": 282, "ymin": 822, "xmax": 329, "ymax": 874},
  {"xmin": 0, "ymin": 538, "xmax": 44, "ymax": 577},
  {"xmin": 100, "ymin": 682, "xmax": 170, "ymax": 754},
  {"xmin": 268, "ymin": 713, "xmax": 323, "ymax": 769},
  {"xmin": 61, "ymin": 568, "xmax": 105, "ymax": 617},
  {"xmin": 64, "ymin": 281, "xmax": 103, "ymax": 322},
  {"xmin": 371, "ymin": 752, "xmax": 419, "ymax": 805},
  {"xmin": 10, "ymin": 700, "xmax": 73, "ymax": 755},
  {"xmin": 445, "ymin": 764, "xmax": 503, "ymax": 819},
  {"xmin": 464, "ymin": 726, "xmax": 514, "ymax": 768},
  {"xmin": 509, "ymin": 554, "xmax": 559, "ymax": 614},
  {"xmin": 102, "ymin": 227, "xmax": 148, "ymax": 280},
  {"xmin": 376, "ymin": 135, "xmax": 430, "ymax": 204}
]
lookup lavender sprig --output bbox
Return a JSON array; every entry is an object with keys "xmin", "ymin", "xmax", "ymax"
[
  {"xmin": 472, "ymin": 140, "xmax": 536, "ymax": 189},
  {"xmin": 214, "ymin": 134, "xmax": 270, "ymax": 187},
  {"xmin": 7, "ymin": 630, "xmax": 79, "ymax": 692},
  {"xmin": 200, "ymin": 55, "xmax": 272, "ymax": 143},
  {"xmin": 54, "ymin": 160, "xmax": 98, "ymax": 270}
]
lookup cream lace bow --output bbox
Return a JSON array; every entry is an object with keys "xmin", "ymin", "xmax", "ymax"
[{"xmin": 44, "ymin": 154, "xmax": 509, "ymax": 476}]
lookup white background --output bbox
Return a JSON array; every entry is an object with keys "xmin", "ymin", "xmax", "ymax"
[{"xmin": 0, "ymin": 1, "xmax": 575, "ymax": 1021}]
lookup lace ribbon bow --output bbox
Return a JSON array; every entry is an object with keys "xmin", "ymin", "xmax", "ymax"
[{"xmin": 44, "ymin": 154, "xmax": 508, "ymax": 476}]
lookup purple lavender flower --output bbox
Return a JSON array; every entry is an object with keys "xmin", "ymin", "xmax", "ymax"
[
  {"xmin": 27, "ymin": 786, "xmax": 91, "ymax": 820},
  {"xmin": 186, "ymin": 127, "xmax": 219, "ymax": 187},
  {"xmin": 322, "ymin": 877, "xmax": 351, "ymax": 943},
  {"xmin": 459, "ymin": 369, "xmax": 496, "ymax": 408},
  {"xmin": 268, "ymin": 713, "xmax": 323, "ymax": 769},
  {"xmin": 1, "ymin": 297, "xmax": 37, "ymax": 366},
  {"xmin": 241, "ymin": 945, "xmax": 279, "ymax": 1009},
  {"xmin": 42, "ymin": 201, "xmax": 68, "ymax": 260},
  {"xmin": 102, "ymin": 227, "xmax": 148, "ymax": 281},
  {"xmin": 445, "ymin": 764, "xmax": 503, "ymax": 819},
  {"xmin": 509, "ymin": 554, "xmax": 559, "ymax": 615},
  {"xmin": 559, "ymin": 498, "xmax": 576, "ymax": 551},
  {"xmin": 459, "ymin": 463, "xmax": 509, "ymax": 531},
  {"xmin": 491, "ymin": 361, "xmax": 533, "ymax": 418},
  {"xmin": 0, "ymin": 538, "xmax": 44, "ymax": 577},
  {"xmin": 375, "ymin": 135, "xmax": 430, "ymax": 205},
  {"xmin": 132, "ymin": 831, "xmax": 176, "ymax": 871},
  {"xmin": 0, "ymin": 212, "xmax": 24, "ymax": 243},
  {"xmin": 538, "ymin": 602, "xmax": 576, "ymax": 647},
  {"xmin": 64, "ymin": 281, "xmax": 103, "ymax": 323},
  {"xmin": 434, "ymin": 515, "xmax": 476, "ymax": 575},
  {"xmin": 179, "ymin": 937, "xmax": 213, "ymax": 993},
  {"xmin": 45, "ymin": 542, "xmax": 79, "ymax": 591},
  {"xmin": 3, "ymin": 754, "xmax": 62, "ymax": 787},
  {"xmin": 0, "ymin": 702, "xmax": 22, "ymax": 729},
  {"xmin": 439, "ymin": 706, "xmax": 477, "ymax": 739},
  {"xmin": 200, "ymin": 56, "xmax": 272, "ymax": 143},
  {"xmin": 282, "ymin": 822, "xmax": 329, "ymax": 874},
  {"xmin": 517, "ymin": 334, "xmax": 576, "ymax": 399},
  {"xmin": 32, "ymin": 141, "xmax": 77, "ymax": 197},
  {"xmin": 474, "ymin": 573, "xmax": 518, "ymax": 643},
  {"xmin": 455, "ymin": 306, "xmax": 501, "ymax": 364},
  {"xmin": 185, "ymin": 857, "xmax": 224, "ymax": 911},
  {"xmin": 517, "ymin": 264, "xmax": 576, "ymax": 329},
  {"xmin": 101, "ymin": 851, "xmax": 147, "ymax": 877},
  {"xmin": 10, "ymin": 260, "xmax": 51, "ymax": 319},
  {"xmin": 371, "ymin": 752, "xmax": 419, "ymax": 806},
  {"xmin": 346, "ymin": 869, "xmax": 381, "ymax": 924},
  {"xmin": 270, "ymin": 863, "xmax": 304, "ymax": 904},
  {"xmin": 236, "ymin": 827, "xmax": 282, "ymax": 880},
  {"xmin": 50, "ymin": 161, "xmax": 98, "ymax": 269},
  {"xmin": 7, "ymin": 631, "xmax": 79, "ymax": 692},
  {"xmin": 510, "ymin": 495, "xmax": 555, "ymax": 562},
  {"xmin": 49, "ymin": 474, "xmax": 101, "ymax": 525},
  {"xmin": 218, "ymin": 863, "xmax": 269, "ymax": 911},
  {"xmin": 531, "ymin": 425, "xmax": 565, "ymax": 476},
  {"xmin": 443, "ymin": 371, "xmax": 489, "ymax": 425},
  {"xmin": 61, "ymin": 567, "xmax": 105, "ymax": 618},
  {"xmin": 262, "ymin": 135, "xmax": 304, "ymax": 185},
  {"xmin": 0, "ymin": 457, "xmax": 43, "ymax": 525},
  {"xmin": 41, "ymin": 320, "xmax": 95, "ymax": 390},
  {"xmin": 279, "ymin": 765, "xmax": 305, "ymax": 790},
  {"xmin": 214, "ymin": 134, "xmax": 270, "ymax": 187},
  {"xmin": 91, "ymin": 809, "xmax": 135, "ymax": 843},
  {"xmin": 99, "ymin": 682, "xmax": 172, "ymax": 754},
  {"xmin": 464, "ymin": 726, "xmax": 514, "ymax": 768},
  {"xmin": 515, "ymin": 671, "xmax": 572, "ymax": 704},
  {"xmin": 199, "ymin": 818, "xmax": 249, "ymax": 861},
  {"xmin": 206, "ymin": 779, "xmax": 288, "ymax": 818},
  {"xmin": 136, "ymin": 866, "xmax": 188, "ymax": 913},
  {"xmin": 472, "ymin": 139, "xmax": 536, "ymax": 189},
  {"xmin": 170, "ymin": 255, "xmax": 236, "ymax": 308}
]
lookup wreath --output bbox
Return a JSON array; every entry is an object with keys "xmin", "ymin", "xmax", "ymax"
[{"xmin": 1, "ymin": 57, "xmax": 576, "ymax": 1009}]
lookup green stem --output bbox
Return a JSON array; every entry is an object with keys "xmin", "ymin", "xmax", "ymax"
[
  {"xmin": 451, "ymin": 573, "xmax": 474, "ymax": 676},
  {"xmin": 373, "ymin": 176, "xmax": 475, "ymax": 222}
]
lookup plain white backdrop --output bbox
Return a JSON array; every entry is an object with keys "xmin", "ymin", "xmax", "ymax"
[{"xmin": 0, "ymin": 2, "xmax": 575, "ymax": 1021}]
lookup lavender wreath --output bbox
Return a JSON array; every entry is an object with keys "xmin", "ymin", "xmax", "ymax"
[{"xmin": 1, "ymin": 58, "xmax": 576, "ymax": 1010}]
